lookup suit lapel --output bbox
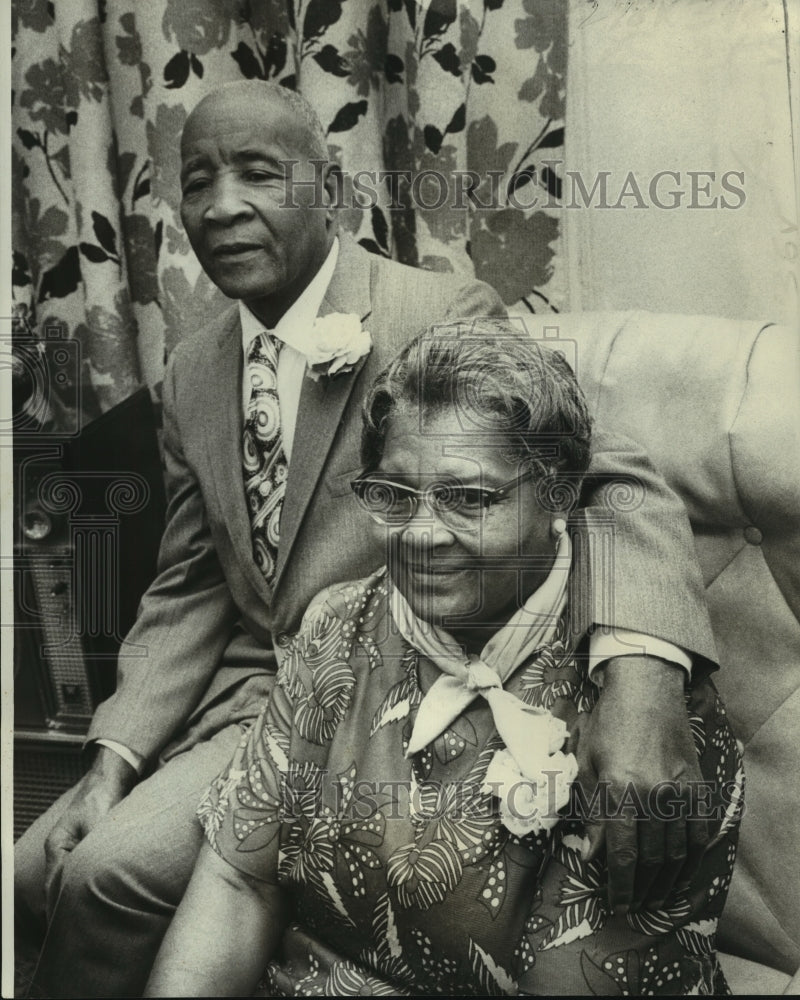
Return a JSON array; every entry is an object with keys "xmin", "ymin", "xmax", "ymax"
[
  {"xmin": 204, "ymin": 310, "xmax": 272, "ymax": 603},
  {"xmin": 274, "ymin": 237, "xmax": 374, "ymax": 587}
]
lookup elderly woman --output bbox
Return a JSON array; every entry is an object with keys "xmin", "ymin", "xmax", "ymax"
[{"xmin": 146, "ymin": 322, "xmax": 742, "ymax": 997}]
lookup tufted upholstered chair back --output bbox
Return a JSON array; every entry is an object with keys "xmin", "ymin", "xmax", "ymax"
[{"xmin": 509, "ymin": 310, "xmax": 800, "ymax": 977}]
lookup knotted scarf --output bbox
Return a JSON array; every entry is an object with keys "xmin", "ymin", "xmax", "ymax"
[{"xmin": 390, "ymin": 524, "xmax": 574, "ymax": 783}]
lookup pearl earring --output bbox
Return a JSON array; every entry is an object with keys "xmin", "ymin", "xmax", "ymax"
[{"xmin": 551, "ymin": 517, "xmax": 567, "ymax": 539}]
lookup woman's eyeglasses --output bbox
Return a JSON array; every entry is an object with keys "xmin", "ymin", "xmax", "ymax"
[{"xmin": 350, "ymin": 470, "xmax": 535, "ymax": 531}]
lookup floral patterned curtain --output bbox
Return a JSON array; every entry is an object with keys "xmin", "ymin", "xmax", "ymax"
[{"xmin": 12, "ymin": 0, "xmax": 566, "ymax": 429}]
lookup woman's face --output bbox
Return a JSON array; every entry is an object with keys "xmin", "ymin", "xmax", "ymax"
[{"xmin": 374, "ymin": 406, "xmax": 560, "ymax": 646}]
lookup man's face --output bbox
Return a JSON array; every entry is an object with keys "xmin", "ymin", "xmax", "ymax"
[{"xmin": 179, "ymin": 91, "xmax": 336, "ymax": 326}]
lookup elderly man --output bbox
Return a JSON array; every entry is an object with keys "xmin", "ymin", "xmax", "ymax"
[{"xmin": 16, "ymin": 81, "xmax": 717, "ymax": 998}]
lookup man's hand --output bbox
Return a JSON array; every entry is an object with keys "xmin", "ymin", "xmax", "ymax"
[
  {"xmin": 43, "ymin": 746, "xmax": 138, "ymax": 917},
  {"xmin": 573, "ymin": 656, "xmax": 709, "ymax": 914}
]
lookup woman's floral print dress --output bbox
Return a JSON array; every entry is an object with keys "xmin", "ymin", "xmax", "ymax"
[{"xmin": 199, "ymin": 570, "xmax": 742, "ymax": 996}]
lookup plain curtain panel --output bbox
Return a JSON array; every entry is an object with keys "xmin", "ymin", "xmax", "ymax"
[{"xmin": 564, "ymin": 0, "xmax": 797, "ymax": 327}]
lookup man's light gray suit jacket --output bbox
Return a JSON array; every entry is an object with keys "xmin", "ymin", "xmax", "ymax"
[{"xmin": 89, "ymin": 237, "xmax": 716, "ymax": 765}]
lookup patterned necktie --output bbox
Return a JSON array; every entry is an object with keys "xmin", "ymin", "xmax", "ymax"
[{"xmin": 243, "ymin": 331, "xmax": 288, "ymax": 586}]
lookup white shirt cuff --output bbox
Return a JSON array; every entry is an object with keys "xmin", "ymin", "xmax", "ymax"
[
  {"xmin": 94, "ymin": 739, "xmax": 145, "ymax": 775},
  {"xmin": 587, "ymin": 628, "xmax": 693, "ymax": 687}
]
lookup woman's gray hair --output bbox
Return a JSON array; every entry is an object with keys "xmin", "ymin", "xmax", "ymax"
[{"xmin": 361, "ymin": 318, "xmax": 592, "ymax": 509}]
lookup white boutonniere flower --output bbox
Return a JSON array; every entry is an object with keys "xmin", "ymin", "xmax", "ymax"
[
  {"xmin": 306, "ymin": 313, "xmax": 371, "ymax": 381},
  {"xmin": 482, "ymin": 708, "xmax": 578, "ymax": 838}
]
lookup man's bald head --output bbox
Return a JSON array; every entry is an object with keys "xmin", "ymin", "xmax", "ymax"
[{"xmin": 182, "ymin": 81, "xmax": 328, "ymax": 163}]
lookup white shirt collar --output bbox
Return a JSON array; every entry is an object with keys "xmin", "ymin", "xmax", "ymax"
[{"xmin": 238, "ymin": 236, "xmax": 339, "ymax": 354}]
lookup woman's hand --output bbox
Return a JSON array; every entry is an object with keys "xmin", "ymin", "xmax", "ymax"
[
  {"xmin": 573, "ymin": 655, "xmax": 709, "ymax": 914},
  {"xmin": 145, "ymin": 842, "xmax": 289, "ymax": 997}
]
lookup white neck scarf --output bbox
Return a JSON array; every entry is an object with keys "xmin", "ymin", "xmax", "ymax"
[{"xmin": 390, "ymin": 527, "xmax": 572, "ymax": 779}]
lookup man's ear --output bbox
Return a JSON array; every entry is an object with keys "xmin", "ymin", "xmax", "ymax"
[{"xmin": 320, "ymin": 161, "xmax": 344, "ymax": 225}]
